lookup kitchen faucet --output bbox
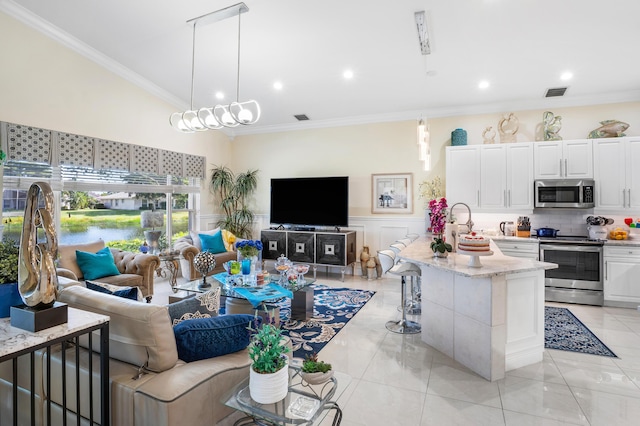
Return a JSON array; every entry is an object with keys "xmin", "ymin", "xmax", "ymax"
[{"xmin": 448, "ymin": 202, "xmax": 474, "ymax": 234}]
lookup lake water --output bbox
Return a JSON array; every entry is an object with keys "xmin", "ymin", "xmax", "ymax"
[{"xmin": 3, "ymin": 225, "xmax": 186, "ymax": 245}]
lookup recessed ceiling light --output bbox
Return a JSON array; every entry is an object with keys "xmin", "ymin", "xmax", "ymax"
[
  {"xmin": 273, "ymin": 81, "xmax": 283, "ymax": 90},
  {"xmin": 343, "ymin": 69, "xmax": 354, "ymax": 79},
  {"xmin": 560, "ymin": 71, "xmax": 573, "ymax": 81},
  {"xmin": 215, "ymin": 91, "xmax": 224, "ymax": 100},
  {"xmin": 478, "ymin": 80, "xmax": 490, "ymax": 89}
]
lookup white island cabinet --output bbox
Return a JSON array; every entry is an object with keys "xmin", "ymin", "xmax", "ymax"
[{"xmin": 399, "ymin": 238, "xmax": 556, "ymax": 381}]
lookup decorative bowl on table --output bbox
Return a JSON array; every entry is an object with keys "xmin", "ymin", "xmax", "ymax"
[{"xmin": 293, "ymin": 264, "xmax": 310, "ymax": 284}]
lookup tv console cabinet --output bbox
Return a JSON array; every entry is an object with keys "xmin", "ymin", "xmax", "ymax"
[{"xmin": 260, "ymin": 229, "xmax": 357, "ymax": 281}]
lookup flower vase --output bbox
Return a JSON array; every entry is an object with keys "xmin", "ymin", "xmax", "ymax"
[
  {"xmin": 238, "ymin": 251, "xmax": 262, "ymax": 285},
  {"xmin": 249, "ymin": 361, "xmax": 289, "ymax": 404}
]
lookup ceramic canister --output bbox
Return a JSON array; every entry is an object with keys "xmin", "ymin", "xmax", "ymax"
[{"xmin": 451, "ymin": 128, "xmax": 467, "ymax": 146}]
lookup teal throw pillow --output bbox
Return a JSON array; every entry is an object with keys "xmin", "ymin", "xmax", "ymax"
[
  {"xmin": 76, "ymin": 247, "xmax": 121, "ymax": 280},
  {"xmin": 200, "ymin": 231, "xmax": 227, "ymax": 254},
  {"xmin": 86, "ymin": 281, "xmax": 139, "ymax": 301},
  {"xmin": 173, "ymin": 314, "xmax": 254, "ymax": 362}
]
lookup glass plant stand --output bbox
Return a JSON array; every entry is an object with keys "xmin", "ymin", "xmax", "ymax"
[{"xmin": 222, "ymin": 365, "xmax": 344, "ymax": 425}]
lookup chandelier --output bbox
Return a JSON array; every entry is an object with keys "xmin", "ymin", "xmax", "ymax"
[{"xmin": 170, "ymin": 3, "xmax": 261, "ymax": 132}]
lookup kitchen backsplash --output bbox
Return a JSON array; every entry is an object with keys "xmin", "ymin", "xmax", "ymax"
[{"xmin": 470, "ymin": 211, "xmax": 638, "ymax": 237}]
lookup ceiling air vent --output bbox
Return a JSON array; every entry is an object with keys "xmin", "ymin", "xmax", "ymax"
[
  {"xmin": 294, "ymin": 114, "xmax": 310, "ymax": 121},
  {"xmin": 545, "ymin": 87, "xmax": 568, "ymax": 98}
]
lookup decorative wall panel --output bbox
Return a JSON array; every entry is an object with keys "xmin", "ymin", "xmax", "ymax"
[
  {"xmin": 95, "ymin": 139, "xmax": 130, "ymax": 171},
  {"xmin": 185, "ymin": 154, "xmax": 206, "ymax": 179},
  {"xmin": 131, "ymin": 145, "xmax": 159, "ymax": 174},
  {"xmin": 57, "ymin": 132, "xmax": 94, "ymax": 167},
  {"xmin": 6, "ymin": 123, "xmax": 51, "ymax": 164},
  {"xmin": 159, "ymin": 149, "xmax": 183, "ymax": 177}
]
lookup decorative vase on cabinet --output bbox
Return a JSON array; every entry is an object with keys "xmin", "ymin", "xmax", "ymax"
[{"xmin": 451, "ymin": 128, "xmax": 467, "ymax": 146}]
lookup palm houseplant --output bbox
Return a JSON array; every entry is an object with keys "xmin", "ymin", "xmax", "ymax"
[
  {"xmin": 301, "ymin": 352, "xmax": 333, "ymax": 384},
  {"xmin": 209, "ymin": 166, "xmax": 258, "ymax": 239},
  {"xmin": 247, "ymin": 310, "xmax": 290, "ymax": 404}
]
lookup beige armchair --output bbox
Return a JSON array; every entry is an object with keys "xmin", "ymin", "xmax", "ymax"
[
  {"xmin": 173, "ymin": 234, "xmax": 236, "ymax": 280},
  {"xmin": 56, "ymin": 240, "xmax": 160, "ymax": 302}
]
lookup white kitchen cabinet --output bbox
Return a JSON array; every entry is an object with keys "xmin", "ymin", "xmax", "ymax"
[
  {"xmin": 533, "ymin": 139, "xmax": 593, "ymax": 179},
  {"xmin": 604, "ymin": 245, "xmax": 640, "ymax": 307},
  {"xmin": 594, "ymin": 137, "xmax": 640, "ymax": 211},
  {"xmin": 492, "ymin": 239, "xmax": 539, "ymax": 260},
  {"xmin": 448, "ymin": 143, "xmax": 533, "ymax": 211},
  {"xmin": 446, "ymin": 146, "xmax": 480, "ymax": 208}
]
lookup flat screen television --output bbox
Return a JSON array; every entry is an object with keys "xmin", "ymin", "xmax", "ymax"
[{"xmin": 270, "ymin": 176, "xmax": 349, "ymax": 229}]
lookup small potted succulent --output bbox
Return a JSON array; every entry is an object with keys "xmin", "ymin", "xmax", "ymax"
[{"xmin": 300, "ymin": 352, "xmax": 333, "ymax": 384}]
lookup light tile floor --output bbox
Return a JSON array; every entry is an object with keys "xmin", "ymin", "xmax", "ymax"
[{"xmin": 153, "ymin": 272, "xmax": 640, "ymax": 426}]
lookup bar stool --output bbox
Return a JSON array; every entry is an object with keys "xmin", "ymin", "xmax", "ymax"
[
  {"xmin": 378, "ymin": 250, "xmax": 421, "ymax": 334},
  {"xmin": 389, "ymin": 242, "xmax": 421, "ymax": 315}
]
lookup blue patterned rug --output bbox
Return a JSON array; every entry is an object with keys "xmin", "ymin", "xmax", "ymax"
[
  {"xmin": 275, "ymin": 286, "xmax": 375, "ymax": 358},
  {"xmin": 545, "ymin": 306, "xmax": 617, "ymax": 357}
]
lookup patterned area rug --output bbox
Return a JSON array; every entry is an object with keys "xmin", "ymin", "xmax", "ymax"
[
  {"xmin": 545, "ymin": 306, "xmax": 617, "ymax": 357},
  {"xmin": 276, "ymin": 286, "xmax": 375, "ymax": 358}
]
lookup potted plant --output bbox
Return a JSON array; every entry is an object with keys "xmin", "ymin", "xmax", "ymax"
[
  {"xmin": 430, "ymin": 237, "xmax": 453, "ymax": 258},
  {"xmin": 0, "ymin": 239, "xmax": 22, "ymax": 318},
  {"xmin": 300, "ymin": 352, "xmax": 333, "ymax": 384},
  {"xmin": 247, "ymin": 311, "xmax": 290, "ymax": 404},
  {"xmin": 209, "ymin": 165, "xmax": 259, "ymax": 239}
]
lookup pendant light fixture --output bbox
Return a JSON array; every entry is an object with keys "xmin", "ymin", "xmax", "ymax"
[
  {"xmin": 170, "ymin": 3, "xmax": 261, "ymax": 133},
  {"xmin": 417, "ymin": 118, "xmax": 431, "ymax": 171}
]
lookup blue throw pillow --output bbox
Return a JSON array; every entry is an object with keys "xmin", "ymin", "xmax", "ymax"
[
  {"xmin": 173, "ymin": 314, "xmax": 254, "ymax": 362},
  {"xmin": 85, "ymin": 281, "xmax": 139, "ymax": 301},
  {"xmin": 76, "ymin": 247, "xmax": 121, "ymax": 280},
  {"xmin": 200, "ymin": 231, "xmax": 227, "ymax": 254}
]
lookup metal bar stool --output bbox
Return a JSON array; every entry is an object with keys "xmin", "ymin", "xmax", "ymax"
[
  {"xmin": 378, "ymin": 250, "xmax": 421, "ymax": 334},
  {"xmin": 389, "ymin": 243, "xmax": 421, "ymax": 315}
]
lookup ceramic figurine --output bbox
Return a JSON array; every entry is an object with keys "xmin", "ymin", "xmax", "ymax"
[
  {"xmin": 498, "ymin": 112, "xmax": 519, "ymax": 143},
  {"xmin": 543, "ymin": 111, "xmax": 563, "ymax": 141},
  {"xmin": 360, "ymin": 246, "xmax": 370, "ymax": 276},
  {"xmin": 588, "ymin": 120, "xmax": 629, "ymax": 138},
  {"xmin": 482, "ymin": 126, "xmax": 496, "ymax": 144}
]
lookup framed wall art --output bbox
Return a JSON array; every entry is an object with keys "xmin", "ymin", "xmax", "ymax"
[{"xmin": 371, "ymin": 173, "xmax": 413, "ymax": 214}]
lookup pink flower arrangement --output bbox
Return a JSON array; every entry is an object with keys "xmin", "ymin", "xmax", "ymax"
[{"xmin": 428, "ymin": 197, "xmax": 448, "ymax": 235}]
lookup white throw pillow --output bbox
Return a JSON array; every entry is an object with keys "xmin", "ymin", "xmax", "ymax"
[{"xmin": 190, "ymin": 227, "xmax": 220, "ymax": 251}]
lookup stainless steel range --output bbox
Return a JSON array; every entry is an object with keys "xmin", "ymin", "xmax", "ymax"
[{"xmin": 539, "ymin": 236, "xmax": 604, "ymax": 306}]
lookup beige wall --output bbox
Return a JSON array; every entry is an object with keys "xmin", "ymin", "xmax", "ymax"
[
  {"xmin": 232, "ymin": 101, "xmax": 640, "ymax": 219},
  {"xmin": 0, "ymin": 11, "xmax": 231, "ymax": 216},
  {"xmin": 3, "ymin": 10, "xmax": 639, "ymax": 228}
]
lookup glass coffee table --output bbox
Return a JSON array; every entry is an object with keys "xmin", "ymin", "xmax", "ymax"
[
  {"xmin": 173, "ymin": 275, "xmax": 316, "ymax": 321},
  {"xmin": 222, "ymin": 364, "xmax": 342, "ymax": 425}
]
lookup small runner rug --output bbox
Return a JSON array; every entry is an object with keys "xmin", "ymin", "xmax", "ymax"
[
  {"xmin": 545, "ymin": 306, "xmax": 617, "ymax": 357},
  {"xmin": 276, "ymin": 286, "xmax": 375, "ymax": 358}
]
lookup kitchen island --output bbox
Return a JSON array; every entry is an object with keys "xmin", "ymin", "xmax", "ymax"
[{"xmin": 399, "ymin": 237, "xmax": 557, "ymax": 381}]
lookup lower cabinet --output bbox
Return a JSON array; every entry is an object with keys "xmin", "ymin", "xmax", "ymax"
[
  {"xmin": 260, "ymin": 229, "xmax": 356, "ymax": 268},
  {"xmin": 492, "ymin": 239, "xmax": 539, "ymax": 260},
  {"xmin": 604, "ymin": 246, "xmax": 640, "ymax": 307}
]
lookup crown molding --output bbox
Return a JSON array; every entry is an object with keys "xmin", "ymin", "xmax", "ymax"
[
  {"xmin": 230, "ymin": 89, "xmax": 640, "ymax": 136},
  {"xmin": 0, "ymin": 0, "xmax": 188, "ymax": 111}
]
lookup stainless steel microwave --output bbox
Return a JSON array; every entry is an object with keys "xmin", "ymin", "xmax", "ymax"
[{"xmin": 534, "ymin": 179, "xmax": 595, "ymax": 208}]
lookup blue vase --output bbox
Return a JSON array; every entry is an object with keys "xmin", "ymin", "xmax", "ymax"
[
  {"xmin": 451, "ymin": 128, "xmax": 467, "ymax": 146},
  {"xmin": 0, "ymin": 282, "xmax": 23, "ymax": 318}
]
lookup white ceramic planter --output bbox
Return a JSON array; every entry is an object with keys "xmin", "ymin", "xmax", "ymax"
[
  {"xmin": 249, "ymin": 363, "xmax": 289, "ymax": 404},
  {"xmin": 301, "ymin": 370, "xmax": 333, "ymax": 385}
]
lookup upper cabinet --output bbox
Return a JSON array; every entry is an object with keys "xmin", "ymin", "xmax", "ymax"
[
  {"xmin": 446, "ymin": 146, "xmax": 480, "ymax": 209},
  {"xmin": 593, "ymin": 137, "xmax": 640, "ymax": 210},
  {"xmin": 447, "ymin": 143, "xmax": 533, "ymax": 211},
  {"xmin": 533, "ymin": 139, "xmax": 593, "ymax": 179}
]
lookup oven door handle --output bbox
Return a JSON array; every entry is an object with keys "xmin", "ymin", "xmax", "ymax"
[{"xmin": 540, "ymin": 244, "xmax": 603, "ymax": 253}]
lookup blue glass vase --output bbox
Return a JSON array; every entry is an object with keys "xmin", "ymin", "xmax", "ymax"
[{"xmin": 451, "ymin": 128, "xmax": 467, "ymax": 146}]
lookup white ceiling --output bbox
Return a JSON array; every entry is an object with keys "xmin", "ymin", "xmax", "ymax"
[{"xmin": 3, "ymin": 0, "xmax": 640, "ymax": 135}]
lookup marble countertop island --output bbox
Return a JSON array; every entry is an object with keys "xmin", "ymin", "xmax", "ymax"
[
  {"xmin": 397, "ymin": 237, "xmax": 556, "ymax": 381},
  {"xmin": 398, "ymin": 237, "xmax": 557, "ymax": 277}
]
